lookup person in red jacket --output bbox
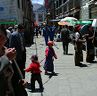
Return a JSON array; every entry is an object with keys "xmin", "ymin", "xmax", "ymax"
[{"xmin": 24, "ymin": 55, "xmax": 43, "ymax": 92}]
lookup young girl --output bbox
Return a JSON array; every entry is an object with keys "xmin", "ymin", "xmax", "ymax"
[
  {"xmin": 44, "ymin": 41, "xmax": 57, "ymax": 75},
  {"xmin": 25, "ymin": 55, "xmax": 44, "ymax": 92}
]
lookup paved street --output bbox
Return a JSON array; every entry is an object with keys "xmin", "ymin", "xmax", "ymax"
[{"xmin": 25, "ymin": 36, "xmax": 97, "ymax": 96}]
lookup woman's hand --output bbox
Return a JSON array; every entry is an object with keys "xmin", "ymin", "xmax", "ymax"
[
  {"xmin": 54, "ymin": 55, "xmax": 57, "ymax": 59},
  {"xmin": 5, "ymin": 48, "xmax": 16, "ymax": 60}
]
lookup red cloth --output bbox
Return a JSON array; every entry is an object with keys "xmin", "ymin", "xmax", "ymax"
[
  {"xmin": 45, "ymin": 47, "xmax": 49, "ymax": 56},
  {"xmin": 75, "ymin": 25, "xmax": 82, "ymax": 32},
  {"xmin": 25, "ymin": 62, "xmax": 42, "ymax": 73},
  {"xmin": 45, "ymin": 47, "xmax": 57, "ymax": 59}
]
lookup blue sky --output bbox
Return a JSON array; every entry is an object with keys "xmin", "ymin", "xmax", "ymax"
[{"xmin": 31, "ymin": 0, "xmax": 44, "ymax": 5}]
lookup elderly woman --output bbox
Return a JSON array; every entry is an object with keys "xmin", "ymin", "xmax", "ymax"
[{"xmin": 0, "ymin": 25, "xmax": 16, "ymax": 96}]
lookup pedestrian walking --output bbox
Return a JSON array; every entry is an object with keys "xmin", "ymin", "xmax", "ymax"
[
  {"xmin": 61, "ymin": 25, "xmax": 70, "ymax": 55},
  {"xmin": 49, "ymin": 25, "xmax": 56, "ymax": 41},
  {"xmin": 25, "ymin": 55, "xmax": 44, "ymax": 92},
  {"xmin": 44, "ymin": 41, "xmax": 57, "ymax": 75},
  {"xmin": 43, "ymin": 24, "xmax": 50, "ymax": 45},
  {"xmin": 35, "ymin": 26, "xmax": 39, "ymax": 38},
  {"xmin": 8, "ymin": 24, "xmax": 28, "ymax": 96}
]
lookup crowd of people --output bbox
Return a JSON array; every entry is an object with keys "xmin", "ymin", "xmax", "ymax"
[
  {"xmin": 41, "ymin": 22, "xmax": 96, "ymax": 67},
  {"xmin": 0, "ymin": 21, "xmax": 97, "ymax": 95}
]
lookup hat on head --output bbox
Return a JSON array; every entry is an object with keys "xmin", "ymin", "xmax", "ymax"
[{"xmin": 47, "ymin": 41, "xmax": 54, "ymax": 46}]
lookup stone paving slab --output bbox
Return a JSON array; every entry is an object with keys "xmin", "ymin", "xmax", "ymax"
[{"xmin": 25, "ymin": 36, "xmax": 97, "ymax": 96}]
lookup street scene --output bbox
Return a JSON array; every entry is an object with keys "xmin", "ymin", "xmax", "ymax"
[
  {"xmin": 0, "ymin": 0, "xmax": 97, "ymax": 96},
  {"xmin": 25, "ymin": 36, "xmax": 97, "ymax": 96}
]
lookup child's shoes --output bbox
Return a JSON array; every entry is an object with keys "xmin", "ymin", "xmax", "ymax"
[
  {"xmin": 44, "ymin": 71, "xmax": 48, "ymax": 75},
  {"xmin": 39, "ymin": 87, "xmax": 44, "ymax": 92}
]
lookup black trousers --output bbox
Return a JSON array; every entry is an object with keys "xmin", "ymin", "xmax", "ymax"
[
  {"xmin": 12, "ymin": 62, "xmax": 28, "ymax": 96},
  {"xmin": 74, "ymin": 50, "xmax": 83, "ymax": 66},
  {"xmin": 62, "ymin": 42, "xmax": 69, "ymax": 54},
  {"xmin": 16, "ymin": 60, "xmax": 25, "ymax": 78},
  {"xmin": 31, "ymin": 73, "xmax": 43, "ymax": 90}
]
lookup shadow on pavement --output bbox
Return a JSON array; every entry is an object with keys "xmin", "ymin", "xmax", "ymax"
[
  {"xmin": 79, "ymin": 64, "xmax": 88, "ymax": 67},
  {"xmin": 86, "ymin": 61, "xmax": 97, "ymax": 66},
  {"xmin": 87, "ymin": 60, "xmax": 97, "ymax": 63},
  {"xmin": 45, "ymin": 72, "xmax": 59, "ymax": 77},
  {"xmin": 29, "ymin": 88, "xmax": 44, "ymax": 93},
  {"xmin": 63, "ymin": 53, "xmax": 73, "ymax": 55},
  {"xmin": 67, "ymin": 53, "xmax": 73, "ymax": 55}
]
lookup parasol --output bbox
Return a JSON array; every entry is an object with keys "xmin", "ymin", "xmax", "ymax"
[
  {"xmin": 58, "ymin": 21, "xmax": 70, "ymax": 26},
  {"xmin": 60, "ymin": 17, "xmax": 78, "ymax": 26},
  {"xmin": 60, "ymin": 17, "xmax": 78, "ymax": 22},
  {"xmin": 49, "ymin": 19, "xmax": 60, "ymax": 22}
]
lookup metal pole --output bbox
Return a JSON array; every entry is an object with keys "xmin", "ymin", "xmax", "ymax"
[{"xmin": 34, "ymin": 35, "xmax": 38, "ymax": 55}]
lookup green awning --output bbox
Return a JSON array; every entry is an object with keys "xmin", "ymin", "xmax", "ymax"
[
  {"xmin": 0, "ymin": 21, "xmax": 17, "ymax": 25},
  {"xmin": 76, "ymin": 20, "xmax": 92, "ymax": 25}
]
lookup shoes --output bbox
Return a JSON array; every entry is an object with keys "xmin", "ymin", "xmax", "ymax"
[
  {"xmin": 66, "ymin": 53, "xmax": 68, "ymax": 55},
  {"xmin": 51, "ymin": 72, "xmax": 56, "ymax": 75},
  {"xmin": 45, "ymin": 71, "xmax": 48, "ymax": 75},
  {"xmin": 87, "ymin": 61, "xmax": 95, "ymax": 63},
  {"xmin": 39, "ymin": 87, "xmax": 44, "ymax": 92},
  {"xmin": 75, "ymin": 63, "xmax": 87, "ymax": 67},
  {"xmin": 31, "ymin": 89, "xmax": 36, "ymax": 92},
  {"xmin": 75, "ymin": 63, "xmax": 82, "ymax": 66},
  {"xmin": 63, "ymin": 52, "xmax": 66, "ymax": 55}
]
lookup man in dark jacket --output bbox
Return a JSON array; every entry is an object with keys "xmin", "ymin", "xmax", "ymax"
[
  {"xmin": 9, "ymin": 24, "xmax": 26, "ymax": 78},
  {"xmin": 9, "ymin": 24, "xmax": 27, "ymax": 96},
  {"xmin": 61, "ymin": 25, "xmax": 70, "ymax": 55}
]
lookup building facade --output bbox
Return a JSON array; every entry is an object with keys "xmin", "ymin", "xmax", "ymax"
[
  {"xmin": 44, "ymin": 0, "xmax": 97, "ymax": 21},
  {"xmin": 0, "ymin": 0, "xmax": 34, "ymax": 45},
  {"xmin": 0, "ymin": 0, "xmax": 18, "ymax": 23},
  {"xmin": 0, "ymin": 0, "xmax": 33, "ymax": 24}
]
